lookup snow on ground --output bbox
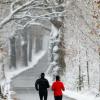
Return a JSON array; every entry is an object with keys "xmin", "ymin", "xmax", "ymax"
[
  {"xmin": 46, "ymin": 75, "xmax": 100, "ymax": 100},
  {"xmin": 5, "ymin": 51, "xmax": 46, "ymax": 80},
  {"xmin": 63, "ymin": 90, "xmax": 100, "ymax": 100},
  {"xmin": 3, "ymin": 49, "xmax": 99, "ymax": 100},
  {"xmin": 1, "ymin": 51, "xmax": 46, "ymax": 100}
]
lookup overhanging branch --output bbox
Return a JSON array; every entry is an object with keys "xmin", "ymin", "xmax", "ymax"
[{"xmin": 0, "ymin": 0, "xmax": 40, "ymax": 28}]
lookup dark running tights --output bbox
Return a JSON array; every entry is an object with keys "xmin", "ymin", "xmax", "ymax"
[
  {"xmin": 39, "ymin": 91, "xmax": 47, "ymax": 100},
  {"xmin": 54, "ymin": 95, "xmax": 62, "ymax": 100}
]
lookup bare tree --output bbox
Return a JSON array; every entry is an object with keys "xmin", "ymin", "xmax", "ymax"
[
  {"xmin": 98, "ymin": 47, "xmax": 100, "ymax": 91},
  {"xmin": 86, "ymin": 49, "xmax": 90, "ymax": 88},
  {"xmin": 9, "ymin": 36, "xmax": 16, "ymax": 68}
]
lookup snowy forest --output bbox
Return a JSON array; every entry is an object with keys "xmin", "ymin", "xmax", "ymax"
[{"xmin": 0, "ymin": 0, "xmax": 100, "ymax": 100}]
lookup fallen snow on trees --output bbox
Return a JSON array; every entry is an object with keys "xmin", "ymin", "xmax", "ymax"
[{"xmin": 53, "ymin": 46, "xmax": 59, "ymax": 53}]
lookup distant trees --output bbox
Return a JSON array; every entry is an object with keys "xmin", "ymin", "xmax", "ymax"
[
  {"xmin": 0, "ymin": 0, "xmax": 66, "ymax": 76},
  {"xmin": 0, "ymin": 0, "xmax": 100, "ymax": 91},
  {"xmin": 86, "ymin": 50, "xmax": 90, "ymax": 88},
  {"xmin": 10, "ymin": 36, "xmax": 16, "ymax": 68}
]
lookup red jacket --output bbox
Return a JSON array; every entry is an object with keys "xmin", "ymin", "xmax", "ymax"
[{"xmin": 52, "ymin": 81, "xmax": 65, "ymax": 96}]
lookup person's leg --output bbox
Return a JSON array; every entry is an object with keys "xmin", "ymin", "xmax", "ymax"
[
  {"xmin": 39, "ymin": 91, "xmax": 43, "ymax": 100},
  {"xmin": 44, "ymin": 90, "xmax": 47, "ymax": 100},
  {"xmin": 55, "ymin": 96, "xmax": 62, "ymax": 100},
  {"xmin": 54, "ymin": 96, "xmax": 58, "ymax": 100},
  {"xmin": 59, "ymin": 95, "xmax": 62, "ymax": 100}
]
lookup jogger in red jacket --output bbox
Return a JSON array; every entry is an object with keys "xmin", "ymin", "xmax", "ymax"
[{"xmin": 52, "ymin": 75, "xmax": 65, "ymax": 100}]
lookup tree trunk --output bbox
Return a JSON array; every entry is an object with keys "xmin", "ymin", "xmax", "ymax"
[
  {"xmin": 29, "ymin": 33, "xmax": 33, "ymax": 62},
  {"xmin": 22, "ymin": 43, "xmax": 28, "ymax": 66},
  {"xmin": 87, "ymin": 61, "xmax": 90, "ymax": 87},
  {"xmin": 16, "ymin": 36, "xmax": 22, "ymax": 66},
  {"xmin": 78, "ymin": 50, "xmax": 82, "ymax": 91},
  {"xmin": 21, "ymin": 32, "xmax": 28, "ymax": 66},
  {"xmin": 35, "ymin": 35, "xmax": 43, "ymax": 53},
  {"xmin": 58, "ymin": 31, "xmax": 66, "ymax": 75},
  {"xmin": 79, "ymin": 64, "xmax": 81, "ymax": 91},
  {"xmin": 41, "ymin": 0, "xmax": 66, "ymax": 77},
  {"xmin": 86, "ymin": 50, "xmax": 90, "ymax": 88},
  {"xmin": 99, "ymin": 51, "xmax": 100, "ymax": 91},
  {"xmin": 10, "ymin": 36, "xmax": 16, "ymax": 69},
  {"xmin": 49, "ymin": 17, "xmax": 66, "ymax": 76}
]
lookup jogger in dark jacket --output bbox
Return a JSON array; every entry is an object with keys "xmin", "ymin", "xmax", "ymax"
[{"xmin": 35, "ymin": 73, "xmax": 50, "ymax": 100}]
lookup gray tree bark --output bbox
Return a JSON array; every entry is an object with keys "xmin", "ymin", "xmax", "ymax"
[
  {"xmin": 79, "ymin": 64, "xmax": 81, "ymax": 91},
  {"xmin": 99, "ymin": 51, "xmax": 100, "ymax": 91},
  {"xmin": 10, "ymin": 36, "xmax": 16, "ymax": 69},
  {"xmin": 49, "ymin": 0, "xmax": 66, "ymax": 75},
  {"xmin": 35, "ymin": 35, "xmax": 43, "ymax": 53},
  {"xmin": 28, "ymin": 32, "xmax": 33, "ymax": 62},
  {"xmin": 21, "ymin": 32, "xmax": 28, "ymax": 66},
  {"xmin": 86, "ymin": 50, "xmax": 90, "ymax": 88},
  {"xmin": 22, "ymin": 43, "xmax": 28, "ymax": 66}
]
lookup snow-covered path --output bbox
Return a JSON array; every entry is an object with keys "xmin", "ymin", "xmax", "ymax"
[
  {"xmin": 10, "ymin": 52, "xmax": 75, "ymax": 100},
  {"xmin": 11, "ymin": 52, "xmax": 49, "ymax": 88},
  {"xmin": 15, "ymin": 88, "xmax": 75, "ymax": 100}
]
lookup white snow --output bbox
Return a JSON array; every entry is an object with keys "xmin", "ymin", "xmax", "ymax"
[
  {"xmin": 5, "ymin": 51, "xmax": 46, "ymax": 80},
  {"xmin": 0, "ymin": 0, "xmax": 36, "ymax": 28},
  {"xmin": 0, "ymin": 0, "xmax": 100, "ymax": 100},
  {"xmin": 46, "ymin": 74, "xmax": 100, "ymax": 100},
  {"xmin": 53, "ymin": 54, "xmax": 59, "ymax": 61},
  {"xmin": 50, "ymin": 24, "xmax": 58, "ymax": 38},
  {"xmin": 53, "ymin": 46, "xmax": 59, "ymax": 53},
  {"xmin": 1, "ymin": 51, "xmax": 46, "ymax": 100},
  {"xmin": 63, "ymin": 90, "xmax": 100, "ymax": 100}
]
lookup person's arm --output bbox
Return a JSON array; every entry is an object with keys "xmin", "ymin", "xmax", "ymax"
[
  {"xmin": 61, "ymin": 82, "xmax": 65, "ymax": 91},
  {"xmin": 35, "ymin": 79, "xmax": 39, "ymax": 91}
]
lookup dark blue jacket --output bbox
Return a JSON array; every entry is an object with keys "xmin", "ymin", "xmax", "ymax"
[{"xmin": 35, "ymin": 77, "xmax": 50, "ymax": 92}]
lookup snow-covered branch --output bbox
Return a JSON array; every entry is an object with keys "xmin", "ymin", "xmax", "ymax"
[
  {"xmin": 0, "ymin": 0, "xmax": 41, "ymax": 28},
  {"xmin": 27, "ymin": 3, "xmax": 65, "ymax": 10},
  {"xmin": 72, "ymin": 2, "xmax": 100, "ymax": 47},
  {"xmin": 79, "ymin": 29, "xmax": 99, "ymax": 52},
  {"xmin": 0, "ymin": 0, "xmax": 73, "ymax": 28},
  {"xmin": 22, "ymin": 21, "xmax": 51, "ymax": 32},
  {"xmin": 11, "ymin": 0, "xmax": 20, "ymax": 12},
  {"xmin": 13, "ymin": 10, "xmax": 66, "ymax": 21}
]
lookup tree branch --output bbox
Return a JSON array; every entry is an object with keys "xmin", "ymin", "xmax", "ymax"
[{"xmin": 0, "ymin": 0, "xmax": 40, "ymax": 28}]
